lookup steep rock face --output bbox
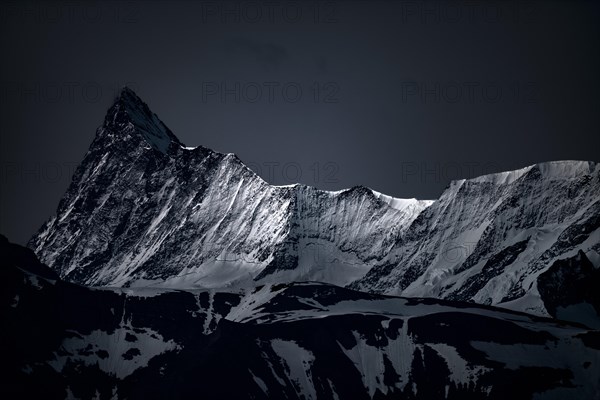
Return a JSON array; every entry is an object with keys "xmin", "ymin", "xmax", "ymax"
[
  {"xmin": 537, "ymin": 250, "xmax": 600, "ymax": 328},
  {"xmin": 27, "ymin": 88, "xmax": 600, "ymax": 319},
  {"xmin": 4, "ymin": 236, "xmax": 599, "ymax": 400},
  {"xmin": 28, "ymin": 88, "xmax": 431, "ymax": 288},
  {"xmin": 351, "ymin": 161, "xmax": 600, "ymax": 317}
]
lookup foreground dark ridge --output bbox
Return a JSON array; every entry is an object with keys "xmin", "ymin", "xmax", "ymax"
[{"xmin": 3, "ymin": 235, "xmax": 600, "ymax": 399}]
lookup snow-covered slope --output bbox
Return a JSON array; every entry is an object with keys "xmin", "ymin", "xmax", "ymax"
[
  {"xmin": 351, "ymin": 160, "xmax": 600, "ymax": 317},
  {"xmin": 28, "ymin": 88, "xmax": 432, "ymax": 289},
  {"xmin": 28, "ymin": 88, "xmax": 599, "ymax": 321},
  {"xmin": 5, "ymin": 236, "xmax": 599, "ymax": 399}
]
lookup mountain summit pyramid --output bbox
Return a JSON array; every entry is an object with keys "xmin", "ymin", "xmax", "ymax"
[
  {"xmin": 29, "ymin": 87, "xmax": 432, "ymax": 289},
  {"xmin": 101, "ymin": 86, "xmax": 182, "ymax": 153}
]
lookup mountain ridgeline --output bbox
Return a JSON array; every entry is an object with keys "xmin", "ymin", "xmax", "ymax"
[
  {"xmin": 28, "ymin": 88, "xmax": 600, "ymax": 322},
  {"xmin": 27, "ymin": 88, "xmax": 432, "ymax": 289},
  {"xmin": 5, "ymin": 87, "xmax": 600, "ymax": 399}
]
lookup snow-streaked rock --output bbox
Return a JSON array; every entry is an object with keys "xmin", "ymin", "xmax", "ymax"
[
  {"xmin": 28, "ymin": 88, "xmax": 431, "ymax": 289},
  {"xmin": 351, "ymin": 160, "xmax": 600, "ymax": 318},
  {"xmin": 28, "ymin": 88, "xmax": 599, "ymax": 322}
]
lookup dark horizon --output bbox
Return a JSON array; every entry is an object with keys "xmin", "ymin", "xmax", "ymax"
[{"xmin": 2, "ymin": 0, "xmax": 600, "ymax": 245}]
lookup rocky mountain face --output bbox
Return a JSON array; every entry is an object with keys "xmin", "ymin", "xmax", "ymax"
[
  {"xmin": 10, "ymin": 88, "xmax": 600, "ymax": 398},
  {"xmin": 537, "ymin": 250, "xmax": 600, "ymax": 329},
  {"xmin": 4, "ymin": 235, "xmax": 600, "ymax": 400},
  {"xmin": 28, "ymin": 88, "xmax": 599, "ymax": 324},
  {"xmin": 28, "ymin": 88, "xmax": 431, "ymax": 290},
  {"xmin": 351, "ymin": 161, "xmax": 600, "ymax": 318}
]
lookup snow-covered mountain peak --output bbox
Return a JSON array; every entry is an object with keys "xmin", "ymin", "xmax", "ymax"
[
  {"xmin": 467, "ymin": 165, "xmax": 534, "ymax": 185},
  {"xmin": 30, "ymin": 89, "xmax": 436, "ymax": 289},
  {"xmin": 535, "ymin": 160, "xmax": 598, "ymax": 179},
  {"xmin": 29, "ymin": 88, "xmax": 598, "ymax": 323},
  {"xmin": 458, "ymin": 160, "xmax": 598, "ymax": 186},
  {"xmin": 101, "ymin": 89, "xmax": 434, "ymax": 211},
  {"xmin": 353, "ymin": 158, "xmax": 600, "ymax": 318},
  {"xmin": 102, "ymin": 87, "xmax": 182, "ymax": 154}
]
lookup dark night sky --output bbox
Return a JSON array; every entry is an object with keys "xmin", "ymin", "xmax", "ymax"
[{"xmin": 1, "ymin": 0, "xmax": 599, "ymax": 245}]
